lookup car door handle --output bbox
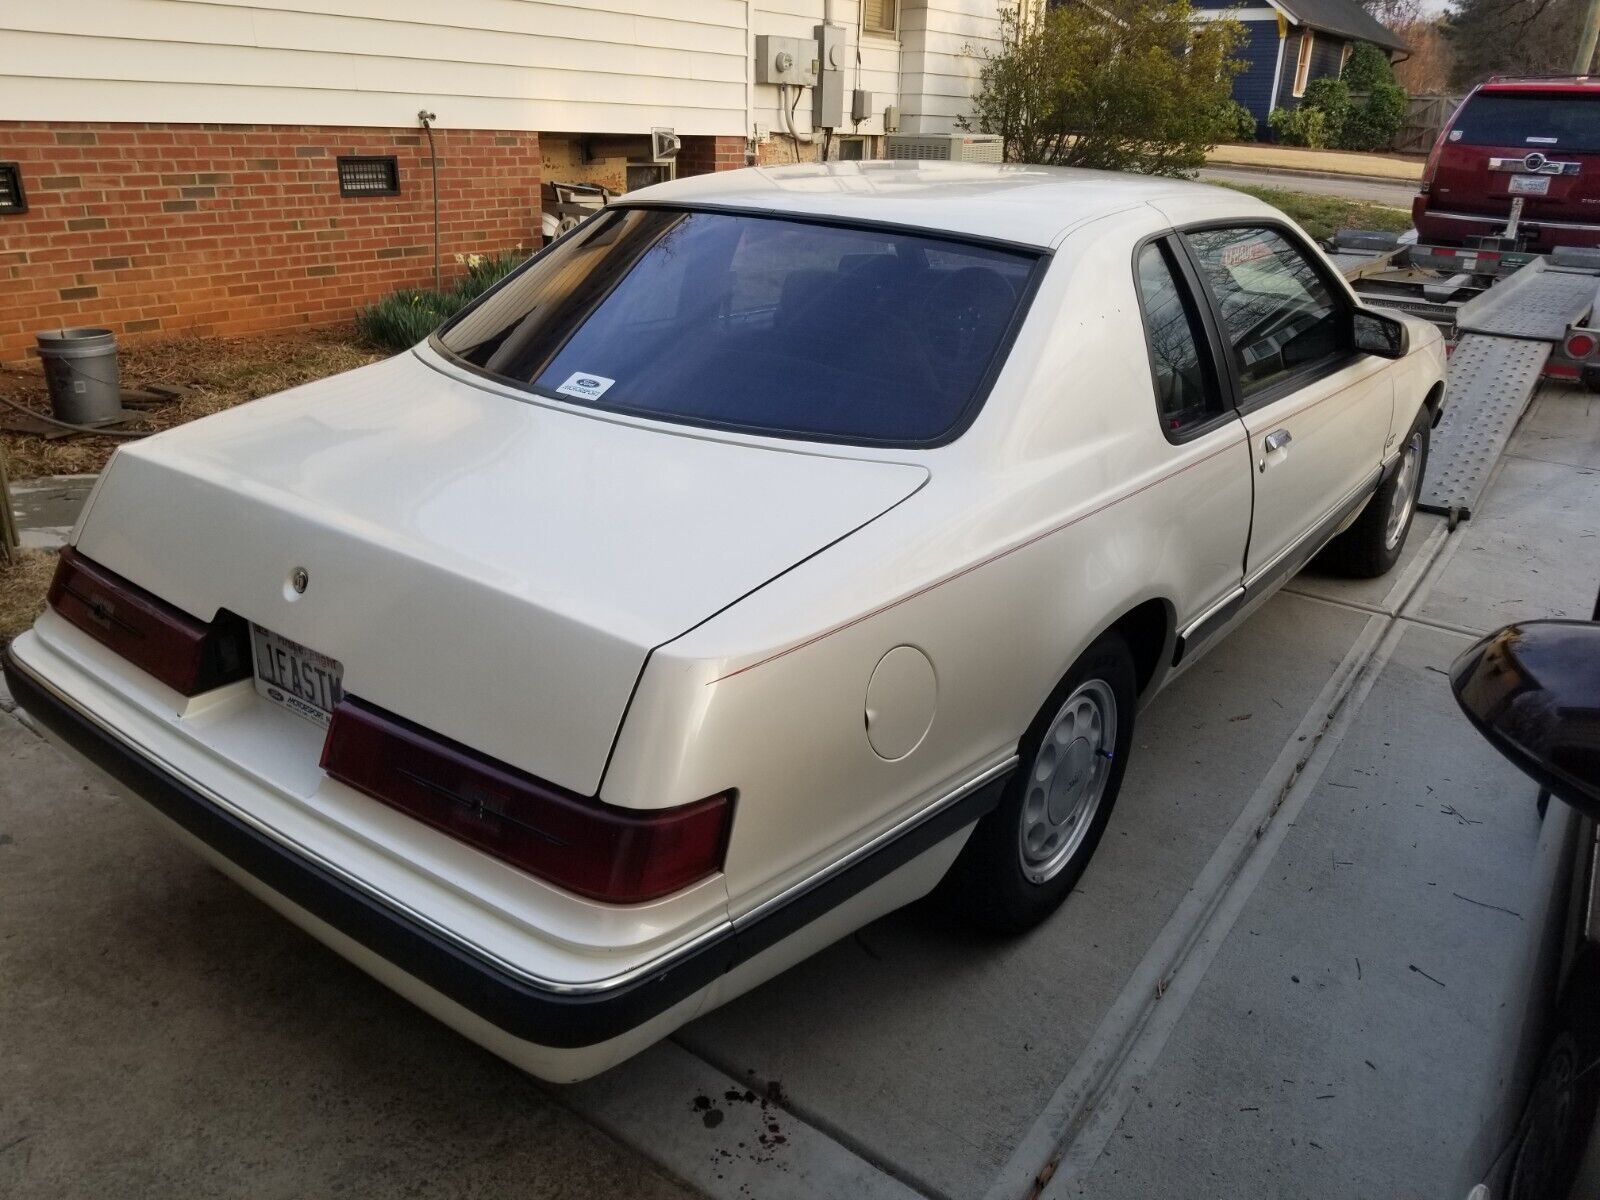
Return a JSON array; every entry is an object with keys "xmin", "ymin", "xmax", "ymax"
[{"xmin": 1263, "ymin": 429, "xmax": 1292, "ymax": 453}]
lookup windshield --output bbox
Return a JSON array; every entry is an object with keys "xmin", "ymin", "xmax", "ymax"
[
  {"xmin": 437, "ymin": 208, "xmax": 1039, "ymax": 445},
  {"xmin": 1451, "ymin": 93, "xmax": 1600, "ymax": 153}
]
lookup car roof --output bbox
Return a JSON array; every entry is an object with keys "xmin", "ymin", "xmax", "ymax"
[
  {"xmin": 1479, "ymin": 76, "xmax": 1600, "ymax": 95},
  {"xmin": 626, "ymin": 160, "xmax": 1241, "ymax": 249}
]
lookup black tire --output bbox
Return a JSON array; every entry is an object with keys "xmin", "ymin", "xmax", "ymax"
[
  {"xmin": 1507, "ymin": 949, "xmax": 1600, "ymax": 1200},
  {"xmin": 944, "ymin": 632, "xmax": 1137, "ymax": 935},
  {"xmin": 1318, "ymin": 407, "xmax": 1430, "ymax": 579}
]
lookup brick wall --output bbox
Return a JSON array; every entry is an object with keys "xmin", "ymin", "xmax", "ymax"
[
  {"xmin": 677, "ymin": 135, "xmax": 749, "ymax": 177},
  {"xmin": 0, "ymin": 122, "xmax": 541, "ymax": 362}
]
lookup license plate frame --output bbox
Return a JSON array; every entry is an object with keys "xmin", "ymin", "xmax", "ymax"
[
  {"xmin": 250, "ymin": 625, "xmax": 344, "ymax": 727},
  {"xmin": 1509, "ymin": 174, "xmax": 1551, "ymax": 196}
]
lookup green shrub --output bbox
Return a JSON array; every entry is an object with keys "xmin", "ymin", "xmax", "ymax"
[
  {"xmin": 1299, "ymin": 77, "xmax": 1351, "ymax": 143},
  {"xmin": 1335, "ymin": 44, "xmax": 1408, "ymax": 151},
  {"xmin": 1215, "ymin": 98, "xmax": 1260, "ymax": 142},
  {"xmin": 455, "ymin": 249, "xmax": 530, "ymax": 301},
  {"xmin": 1340, "ymin": 81, "xmax": 1407, "ymax": 151},
  {"xmin": 963, "ymin": 1, "xmax": 1247, "ymax": 176},
  {"xmin": 1269, "ymin": 105, "xmax": 1329, "ymax": 148},
  {"xmin": 356, "ymin": 247, "xmax": 531, "ymax": 353},
  {"xmin": 1340, "ymin": 43, "xmax": 1392, "ymax": 93},
  {"xmin": 355, "ymin": 289, "xmax": 462, "ymax": 353}
]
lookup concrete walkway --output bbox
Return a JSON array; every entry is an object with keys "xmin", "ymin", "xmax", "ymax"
[
  {"xmin": 3, "ymin": 384, "xmax": 1596, "ymax": 1198},
  {"xmin": 9, "ymin": 474, "xmax": 95, "ymax": 550},
  {"xmin": 1209, "ymin": 143, "xmax": 1425, "ymax": 182}
]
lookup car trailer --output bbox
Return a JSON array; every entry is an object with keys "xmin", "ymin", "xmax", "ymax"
[{"xmin": 1330, "ymin": 228, "xmax": 1600, "ymax": 529}]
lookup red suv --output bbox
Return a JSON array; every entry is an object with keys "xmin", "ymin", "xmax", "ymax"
[{"xmin": 1414, "ymin": 77, "xmax": 1600, "ymax": 252}]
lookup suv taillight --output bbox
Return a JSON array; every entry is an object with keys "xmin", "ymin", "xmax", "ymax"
[
  {"xmin": 321, "ymin": 698, "xmax": 733, "ymax": 903},
  {"xmin": 47, "ymin": 547, "xmax": 251, "ymax": 695},
  {"xmin": 1421, "ymin": 91, "xmax": 1474, "ymax": 195}
]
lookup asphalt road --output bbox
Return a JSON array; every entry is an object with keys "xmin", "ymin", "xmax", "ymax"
[{"xmin": 1198, "ymin": 165, "xmax": 1417, "ymax": 208}]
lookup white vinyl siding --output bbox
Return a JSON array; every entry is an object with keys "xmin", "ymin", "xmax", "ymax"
[
  {"xmin": 0, "ymin": 0, "xmax": 749, "ymax": 134},
  {"xmin": 0, "ymin": 0, "xmax": 1004, "ymax": 141},
  {"xmin": 897, "ymin": 0, "xmax": 1004, "ymax": 134}
]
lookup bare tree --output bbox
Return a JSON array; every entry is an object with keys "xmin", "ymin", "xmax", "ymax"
[{"xmin": 1446, "ymin": 0, "xmax": 1590, "ymax": 86}]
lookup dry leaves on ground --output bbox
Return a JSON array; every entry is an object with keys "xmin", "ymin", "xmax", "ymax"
[
  {"xmin": 0, "ymin": 548, "xmax": 56, "ymax": 645},
  {"xmin": 0, "ymin": 327, "xmax": 383, "ymax": 479}
]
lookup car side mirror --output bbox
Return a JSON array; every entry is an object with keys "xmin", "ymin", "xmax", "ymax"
[
  {"xmin": 1353, "ymin": 308, "xmax": 1409, "ymax": 359},
  {"xmin": 1450, "ymin": 620, "xmax": 1600, "ymax": 820}
]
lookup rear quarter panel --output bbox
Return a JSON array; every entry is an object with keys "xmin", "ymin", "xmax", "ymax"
[{"xmin": 601, "ymin": 205, "xmax": 1256, "ymax": 916}]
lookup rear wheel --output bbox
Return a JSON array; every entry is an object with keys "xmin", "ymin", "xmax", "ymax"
[
  {"xmin": 946, "ymin": 632, "xmax": 1137, "ymax": 934},
  {"xmin": 1319, "ymin": 408, "xmax": 1429, "ymax": 579}
]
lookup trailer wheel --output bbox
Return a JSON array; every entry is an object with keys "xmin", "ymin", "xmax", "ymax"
[{"xmin": 1319, "ymin": 407, "xmax": 1430, "ymax": 579}]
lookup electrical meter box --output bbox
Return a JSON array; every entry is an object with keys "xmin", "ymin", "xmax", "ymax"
[{"xmin": 755, "ymin": 35, "xmax": 819, "ymax": 87}]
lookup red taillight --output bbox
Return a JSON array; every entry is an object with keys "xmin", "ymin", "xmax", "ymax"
[
  {"xmin": 1565, "ymin": 331, "xmax": 1597, "ymax": 360},
  {"xmin": 321, "ymin": 698, "xmax": 733, "ymax": 903},
  {"xmin": 47, "ymin": 547, "xmax": 251, "ymax": 696}
]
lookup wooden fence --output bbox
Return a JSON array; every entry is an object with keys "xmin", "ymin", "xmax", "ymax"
[{"xmin": 1393, "ymin": 94, "xmax": 1464, "ymax": 154}]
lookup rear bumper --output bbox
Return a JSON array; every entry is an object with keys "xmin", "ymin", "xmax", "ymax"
[
  {"xmin": 2, "ymin": 639, "xmax": 1006, "ymax": 1054},
  {"xmin": 1414, "ymin": 203, "xmax": 1600, "ymax": 252}
]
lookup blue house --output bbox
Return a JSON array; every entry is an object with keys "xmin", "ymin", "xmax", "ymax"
[{"xmin": 1191, "ymin": 0, "xmax": 1409, "ymax": 138}]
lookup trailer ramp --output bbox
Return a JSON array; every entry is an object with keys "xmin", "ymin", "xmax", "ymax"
[
  {"xmin": 1411, "ymin": 257, "xmax": 1600, "ymax": 522},
  {"xmin": 1419, "ymin": 335, "xmax": 1551, "ymax": 524}
]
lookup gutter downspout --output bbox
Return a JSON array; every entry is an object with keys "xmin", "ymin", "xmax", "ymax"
[
  {"xmin": 1267, "ymin": 13, "xmax": 1289, "ymax": 120},
  {"xmin": 745, "ymin": 0, "xmax": 755, "ymax": 162}
]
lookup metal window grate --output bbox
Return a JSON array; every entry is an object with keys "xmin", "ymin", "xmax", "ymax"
[
  {"xmin": 0, "ymin": 163, "xmax": 26, "ymax": 214},
  {"xmin": 337, "ymin": 155, "xmax": 400, "ymax": 197}
]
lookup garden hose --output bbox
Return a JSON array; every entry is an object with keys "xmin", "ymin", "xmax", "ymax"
[{"xmin": 0, "ymin": 393, "xmax": 149, "ymax": 439}]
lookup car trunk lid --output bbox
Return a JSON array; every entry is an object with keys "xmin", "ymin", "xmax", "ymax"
[{"xmin": 72, "ymin": 350, "xmax": 928, "ymax": 796}]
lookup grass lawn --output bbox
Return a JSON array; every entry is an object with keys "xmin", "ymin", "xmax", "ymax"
[{"xmin": 1212, "ymin": 182, "xmax": 1414, "ymax": 242}]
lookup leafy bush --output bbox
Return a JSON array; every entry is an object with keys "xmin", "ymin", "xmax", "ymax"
[
  {"xmin": 357, "ymin": 248, "xmax": 530, "ymax": 353},
  {"xmin": 1299, "ymin": 77, "xmax": 1351, "ymax": 142},
  {"xmin": 1269, "ymin": 105, "xmax": 1330, "ymax": 148},
  {"xmin": 963, "ymin": 1, "xmax": 1247, "ymax": 176},
  {"xmin": 1336, "ymin": 44, "xmax": 1408, "ymax": 151},
  {"xmin": 356, "ymin": 290, "xmax": 461, "ymax": 353},
  {"xmin": 1340, "ymin": 42, "xmax": 1392, "ymax": 93},
  {"xmin": 1215, "ymin": 98, "xmax": 1260, "ymax": 143},
  {"xmin": 1341, "ymin": 81, "xmax": 1407, "ymax": 150}
]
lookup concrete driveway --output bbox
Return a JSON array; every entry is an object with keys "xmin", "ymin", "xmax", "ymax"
[{"xmin": 3, "ymin": 382, "xmax": 1598, "ymax": 1199}]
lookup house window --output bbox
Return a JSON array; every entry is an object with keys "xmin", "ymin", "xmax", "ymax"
[
  {"xmin": 835, "ymin": 137, "xmax": 868, "ymax": 160},
  {"xmin": 0, "ymin": 163, "xmax": 25, "ymax": 214},
  {"xmin": 864, "ymin": 0, "xmax": 897, "ymax": 35},
  {"xmin": 1292, "ymin": 31, "xmax": 1315, "ymax": 98},
  {"xmin": 337, "ymin": 155, "xmax": 400, "ymax": 197}
]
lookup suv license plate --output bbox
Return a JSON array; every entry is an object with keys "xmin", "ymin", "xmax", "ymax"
[
  {"xmin": 251, "ymin": 625, "xmax": 344, "ymax": 727},
  {"xmin": 1510, "ymin": 174, "xmax": 1551, "ymax": 195}
]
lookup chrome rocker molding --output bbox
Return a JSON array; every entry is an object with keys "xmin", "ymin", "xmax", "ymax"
[
  {"xmin": 0, "ymin": 642, "xmax": 1012, "ymax": 1049},
  {"xmin": 1173, "ymin": 464, "xmax": 1384, "ymax": 665}
]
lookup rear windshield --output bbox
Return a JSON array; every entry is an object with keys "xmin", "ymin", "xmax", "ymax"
[
  {"xmin": 437, "ymin": 208, "xmax": 1039, "ymax": 445},
  {"xmin": 1450, "ymin": 93, "xmax": 1600, "ymax": 153}
]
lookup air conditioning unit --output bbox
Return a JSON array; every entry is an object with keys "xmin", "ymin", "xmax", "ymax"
[{"xmin": 884, "ymin": 133, "xmax": 1004, "ymax": 163}]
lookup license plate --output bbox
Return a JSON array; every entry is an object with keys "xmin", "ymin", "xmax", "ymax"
[
  {"xmin": 1510, "ymin": 174, "xmax": 1551, "ymax": 195},
  {"xmin": 251, "ymin": 625, "xmax": 344, "ymax": 727}
]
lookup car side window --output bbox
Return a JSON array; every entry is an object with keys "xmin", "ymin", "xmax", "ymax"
[
  {"xmin": 1134, "ymin": 240, "xmax": 1227, "ymax": 437},
  {"xmin": 1183, "ymin": 226, "xmax": 1348, "ymax": 399}
]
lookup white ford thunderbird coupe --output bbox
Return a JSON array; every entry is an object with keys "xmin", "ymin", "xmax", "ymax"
[{"xmin": 4, "ymin": 162, "xmax": 1446, "ymax": 1081}]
